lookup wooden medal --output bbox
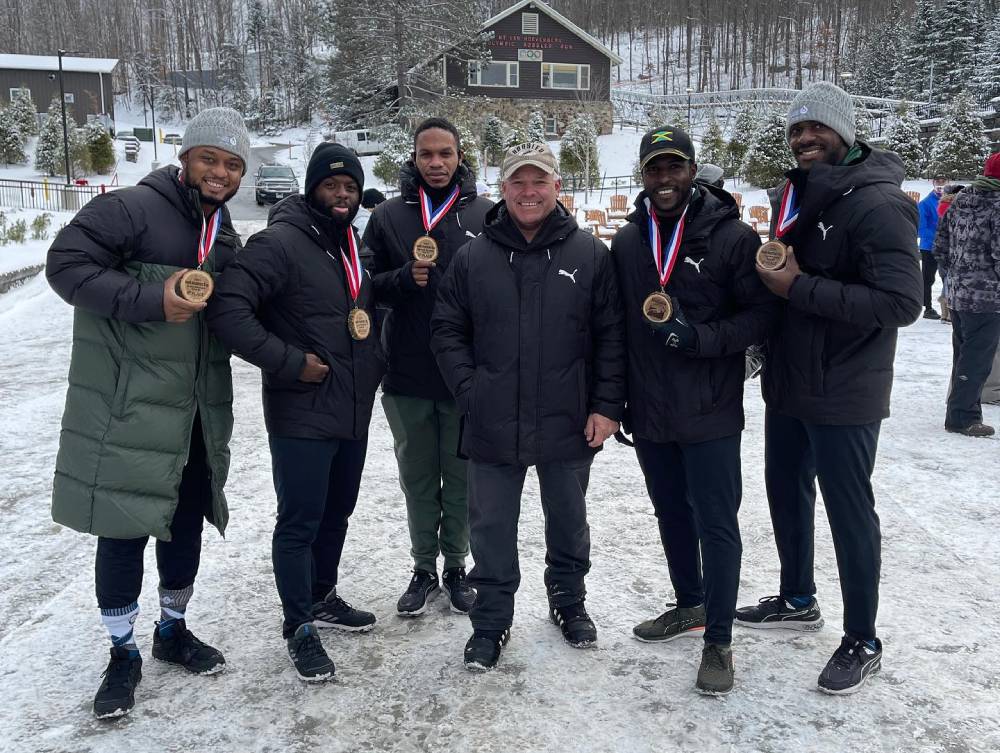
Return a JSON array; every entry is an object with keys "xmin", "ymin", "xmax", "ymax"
[
  {"xmin": 756, "ymin": 240, "xmax": 789, "ymax": 272},
  {"xmin": 413, "ymin": 235, "xmax": 439, "ymax": 262},
  {"xmin": 348, "ymin": 308, "xmax": 371, "ymax": 340},
  {"xmin": 176, "ymin": 269, "xmax": 215, "ymax": 303},
  {"xmin": 642, "ymin": 291, "xmax": 673, "ymax": 323}
]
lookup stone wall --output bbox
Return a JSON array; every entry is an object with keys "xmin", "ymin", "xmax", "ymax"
[{"xmin": 443, "ymin": 97, "xmax": 614, "ymax": 137}]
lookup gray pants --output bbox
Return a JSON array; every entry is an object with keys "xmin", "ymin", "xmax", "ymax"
[
  {"xmin": 983, "ymin": 346, "xmax": 1000, "ymax": 406},
  {"xmin": 467, "ymin": 456, "xmax": 593, "ymax": 631}
]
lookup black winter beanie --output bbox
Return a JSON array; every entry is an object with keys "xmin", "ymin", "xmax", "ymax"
[{"xmin": 305, "ymin": 142, "xmax": 365, "ymax": 198}]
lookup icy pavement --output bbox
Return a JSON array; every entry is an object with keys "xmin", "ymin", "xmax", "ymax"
[{"xmin": 0, "ymin": 273, "xmax": 997, "ymax": 753}]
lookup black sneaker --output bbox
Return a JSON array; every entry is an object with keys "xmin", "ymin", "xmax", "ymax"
[
  {"xmin": 396, "ymin": 569, "xmax": 439, "ymax": 617},
  {"xmin": 696, "ymin": 643, "xmax": 735, "ymax": 696},
  {"xmin": 633, "ymin": 603, "xmax": 706, "ymax": 643},
  {"xmin": 152, "ymin": 620, "xmax": 226, "ymax": 674},
  {"xmin": 735, "ymin": 595, "xmax": 824, "ymax": 631},
  {"xmin": 945, "ymin": 422, "xmax": 996, "ymax": 438},
  {"xmin": 550, "ymin": 602, "xmax": 598, "ymax": 647},
  {"xmin": 442, "ymin": 567, "xmax": 476, "ymax": 614},
  {"xmin": 312, "ymin": 589, "xmax": 377, "ymax": 632},
  {"xmin": 923, "ymin": 308, "xmax": 942, "ymax": 320},
  {"xmin": 286, "ymin": 623, "xmax": 335, "ymax": 682},
  {"xmin": 818, "ymin": 636, "xmax": 883, "ymax": 694},
  {"xmin": 463, "ymin": 628, "xmax": 511, "ymax": 672},
  {"xmin": 93, "ymin": 647, "xmax": 142, "ymax": 719}
]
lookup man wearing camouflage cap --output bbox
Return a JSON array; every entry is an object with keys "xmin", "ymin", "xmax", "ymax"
[
  {"xmin": 46, "ymin": 107, "xmax": 250, "ymax": 718},
  {"xmin": 735, "ymin": 81, "xmax": 922, "ymax": 694}
]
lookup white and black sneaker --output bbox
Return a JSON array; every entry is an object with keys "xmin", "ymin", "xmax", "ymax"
[
  {"xmin": 312, "ymin": 589, "xmax": 377, "ymax": 632},
  {"xmin": 396, "ymin": 569, "xmax": 439, "ymax": 617},
  {"xmin": 286, "ymin": 623, "xmax": 335, "ymax": 683},
  {"xmin": 818, "ymin": 636, "xmax": 882, "ymax": 694},
  {"xmin": 464, "ymin": 628, "xmax": 511, "ymax": 672},
  {"xmin": 550, "ymin": 602, "xmax": 598, "ymax": 648},
  {"xmin": 735, "ymin": 595, "xmax": 824, "ymax": 631},
  {"xmin": 442, "ymin": 567, "xmax": 476, "ymax": 614}
]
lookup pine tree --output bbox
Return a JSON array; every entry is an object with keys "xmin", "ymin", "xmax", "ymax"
[
  {"xmin": 85, "ymin": 121, "xmax": 115, "ymax": 174},
  {"xmin": 0, "ymin": 106, "xmax": 26, "ymax": 166},
  {"xmin": 970, "ymin": 14, "xmax": 1000, "ymax": 108},
  {"xmin": 69, "ymin": 124, "xmax": 90, "ymax": 177},
  {"xmin": 883, "ymin": 101, "xmax": 925, "ymax": 178},
  {"xmin": 934, "ymin": 0, "xmax": 979, "ymax": 102},
  {"xmin": 698, "ymin": 114, "xmax": 727, "ymax": 169},
  {"xmin": 927, "ymin": 91, "xmax": 991, "ymax": 179},
  {"xmin": 853, "ymin": 99, "xmax": 872, "ymax": 142},
  {"xmin": 372, "ymin": 126, "xmax": 412, "ymax": 186},
  {"xmin": 218, "ymin": 41, "xmax": 250, "ymax": 113},
  {"xmin": 726, "ymin": 106, "xmax": 757, "ymax": 177},
  {"xmin": 35, "ymin": 98, "xmax": 67, "ymax": 177},
  {"xmin": 9, "ymin": 89, "xmax": 38, "ymax": 139},
  {"xmin": 559, "ymin": 113, "xmax": 601, "ymax": 190},
  {"xmin": 456, "ymin": 123, "xmax": 481, "ymax": 177},
  {"xmin": 482, "ymin": 115, "xmax": 507, "ymax": 167},
  {"xmin": 503, "ymin": 121, "xmax": 529, "ymax": 151},
  {"xmin": 851, "ymin": 2, "xmax": 904, "ymax": 99},
  {"xmin": 526, "ymin": 112, "xmax": 546, "ymax": 143},
  {"xmin": 895, "ymin": 0, "xmax": 935, "ymax": 100},
  {"xmin": 647, "ymin": 105, "xmax": 685, "ymax": 130},
  {"xmin": 741, "ymin": 114, "xmax": 796, "ymax": 188}
]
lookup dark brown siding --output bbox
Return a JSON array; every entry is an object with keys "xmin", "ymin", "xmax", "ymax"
[
  {"xmin": 446, "ymin": 6, "xmax": 612, "ymax": 102},
  {"xmin": 0, "ymin": 69, "xmax": 115, "ymax": 125}
]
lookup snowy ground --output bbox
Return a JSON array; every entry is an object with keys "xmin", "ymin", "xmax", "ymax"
[{"xmin": 0, "ymin": 248, "xmax": 998, "ymax": 752}]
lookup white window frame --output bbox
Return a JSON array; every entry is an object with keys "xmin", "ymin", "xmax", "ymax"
[
  {"xmin": 467, "ymin": 61, "xmax": 519, "ymax": 88},
  {"xmin": 9, "ymin": 87, "xmax": 30, "ymax": 100},
  {"xmin": 63, "ymin": 92, "xmax": 75, "ymax": 104},
  {"xmin": 522, "ymin": 12, "xmax": 539, "ymax": 34},
  {"xmin": 544, "ymin": 116, "xmax": 558, "ymax": 136},
  {"xmin": 541, "ymin": 63, "xmax": 591, "ymax": 91}
]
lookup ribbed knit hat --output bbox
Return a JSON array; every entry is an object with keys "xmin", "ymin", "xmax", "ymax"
[
  {"xmin": 179, "ymin": 107, "xmax": 251, "ymax": 174},
  {"xmin": 786, "ymin": 81, "xmax": 856, "ymax": 147},
  {"xmin": 305, "ymin": 143, "xmax": 365, "ymax": 197}
]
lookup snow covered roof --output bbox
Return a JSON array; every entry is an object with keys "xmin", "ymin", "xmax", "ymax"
[
  {"xmin": 483, "ymin": 0, "xmax": 624, "ymax": 65},
  {"xmin": 0, "ymin": 54, "xmax": 118, "ymax": 75}
]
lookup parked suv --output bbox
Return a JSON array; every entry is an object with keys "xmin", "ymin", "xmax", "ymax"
[{"xmin": 255, "ymin": 165, "xmax": 299, "ymax": 205}]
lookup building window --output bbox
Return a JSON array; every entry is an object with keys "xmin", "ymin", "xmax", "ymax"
[
  {"xmin": 544, "ymin": 117, "xmax": 558, "ymax": 136},
  {"xmin": 9, "ymin": 87, "xmax": 30, "ymax": 101},
  {"xmin": 541, "ymin": 63, "xmax": 590, "ymax": 90},
  {"xmin": 522, "ymin": 12, "xmax": 539, "ymax": 34},
  {"xmin": 64, "ymin": 93, "xmax": 75, "ymax": 104},
  {"xmin": 468, "ymin": 61, "xmax": 519, "ymax": 88}
]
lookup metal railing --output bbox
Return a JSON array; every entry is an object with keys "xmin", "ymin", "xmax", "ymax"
[{"xmin": 0, "ymin": 179, "xmax": 109, "ymax": 213}]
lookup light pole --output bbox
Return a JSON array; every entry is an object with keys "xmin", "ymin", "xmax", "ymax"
[
  {"xmin": 57, "ymin": 49, "xmax": 72, "ymax": 185},
  {"xmin": 686, "ymin": 87, "xmax": 693, "ymax": 128}
]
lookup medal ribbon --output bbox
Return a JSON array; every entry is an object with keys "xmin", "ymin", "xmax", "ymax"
[
  {"xmin": 645, "ymin": 197, "xmax": 689, "ymax": 289},
  {"xmin": 339, "ymin": 229, "xmax": 363, "ymax": 304},
  {"xmin": 774, "ymin": 180, "xmax": 800, "ymax": 238},
  {"xmin": 197, "ymin": 210, "xmax": 222, "ymax": 269},
  {"xmin": 419, "ymin": 185, "xmax": 461, "ymax": 234}
]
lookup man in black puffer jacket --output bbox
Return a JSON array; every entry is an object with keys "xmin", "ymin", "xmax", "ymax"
[
  {"xmin": 612, "ymin": 126, "xmax": 779, "ymax": 696},
  {"xmin": 364, "ymin": 118, "xmax": 492, "ymax": 618},
  {"xmin": 735, "ymin": 82, "xmax": 922, "ymax": 696},
  {"xmin": 209, "ymin": 144, "xmax": 385, "ymax": 683},
  {"xmin": 432, "ymin": 142, "xmax": 625, "ymax": 671}
]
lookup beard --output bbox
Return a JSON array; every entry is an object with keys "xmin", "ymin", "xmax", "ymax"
[{"xmin": 182, "ymin": 171, "xmax": 238, "ymax": 206}]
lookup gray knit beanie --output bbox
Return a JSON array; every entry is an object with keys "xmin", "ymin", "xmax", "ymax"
[
  {"xmin": 179, "ymin": 107, "xmax": 251, "ymax": 174},
  {"xmin": 785, "ymin": 81, "xmax": 856, "ymax": 146}
]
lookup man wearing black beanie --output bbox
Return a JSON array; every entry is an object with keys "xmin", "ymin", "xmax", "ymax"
[{"xmin": 209, "ymin": 143, "xmax": 385, "ymax": 682}]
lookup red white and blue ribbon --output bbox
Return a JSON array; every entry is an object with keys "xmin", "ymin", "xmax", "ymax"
[
  {"xmin": 197, "ymin": 210, "xmax": 222, "ymax": 269},
  {"xmin": 645, "ymin": 197, "xmax": 689, "ymax": 289},
  {"xmin": 419, "ymin": 185, "xmax": 461, "ymax": 234},
  {"xmin": 339, "ymin": 229, "xmax": 363, "ymax": 304},
  {"xmin": 774, "ymin": 180, "xmax": 800, "ymax": 239}
]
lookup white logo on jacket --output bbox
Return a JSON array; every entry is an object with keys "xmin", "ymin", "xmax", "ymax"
[
  {"xmin": 817, "ymin": 222, "xmax": 834, "ymax": 240},
  {"xmin": 684, "ymin": 256, "xmax": 704, "ymax": 274},
  {"xmin": 558, "ymin": 268, "xmax": 578, "ymax": 284}
]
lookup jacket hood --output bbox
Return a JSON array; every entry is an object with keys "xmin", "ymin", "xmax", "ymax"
[
  {"xmin": 399, "ymin": 160, "xmax": 479, "ymax": 205},
  {"xmin": 267, "ymin": 193, "xmax": 358, "ymax": 249},
  {"xmin": 482, "ymin": 200, "xmax": 579, "ymax": 252},
  {"xmin": 627, "ymin": 182, "xmax": 740, "ymax": 249},
  {"xmin": 140, "ymin": 165, "xmax": 236, "ymax": 232},
  {"xmin": 788, "ymin": 142, "xmax": 905, "ymax": 210}
]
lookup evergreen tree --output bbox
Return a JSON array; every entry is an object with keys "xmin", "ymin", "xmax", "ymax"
[
  {"xmin": 456, "ymin": 123, "xmax": 480, "ymax": 177},
  {"xmin": 481, "ymin": 115, "xmax": 507, "ymax": 167},
  {"xmin": 647, "ymin": 105, "xmax": 685, "ymax": 129},
  {"xmin": 934, "ymin": 0, "xmax": 979, "ymax": 102},
  {"xmin": 698, "ymin": 113, "xmax": 727, "ymax": 169},
  {"xmin": 883, "ymin": 100, "xmax": 925, "ymax": 178},
  {"xmin": 559, "ymin": 113, "xmax": 600, "ymax": 190},
  {"xmin": 927, "ymin": 91, "xmax": 991, "ymax": 179},
  {"xmin": 35, "ymin": 99, "xmax": 67, "ymax": 176},
  {"xmin": 0, "ymin": 106, "xmax": 26, "ymax": 166},
  {"xmin": 895, "ymin": 0, "xmax": 935, "ymax": 100},
  {"xmin": 526, "ymin": 112, "xmax": 546, "ymax": 143},
  {"xmin": 851, "ymin": 2, "xmax": 904, "ymax": 99},
  {"xmin": 741, "ymin": 114, "xmax": 796, "ymax": 188},
  {"xmin": 726, "ymin": 106, "xmax": 757, "ymax": 177},
  {"xmin": 85, "ymin": 121, "xmax": 115, "ymax": 174},
  {"xmin": 218, "ymin": 41, "xmax": 250, "ymax": 113},
  {"xmin": 971, "ymin": 14, "xmax": 1000, "ymax": 108},
  {"xmin": 853, "ymin": 99, "xmax": 871, "ymax": 142},
  {"xmin": 372, "ymin": 126, "xmax": 413, "ymax": 187},
  {"xmin": 503, "ymin": 120, "xmax": 529, "ymax": 151},
  {"xmin": 69, "ymin": 124, "xmax": 91, "ymax": 177},
  {"xmin": 9, "ymin": 89, "xmax": 38, "ymax": 139}
]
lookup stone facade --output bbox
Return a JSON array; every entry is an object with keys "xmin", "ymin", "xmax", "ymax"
[{"xmin": 444, "ymin": 97, "xmax": 614, "ymax": 137}]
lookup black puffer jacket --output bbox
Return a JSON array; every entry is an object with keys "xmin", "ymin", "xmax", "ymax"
[
  {"xmin": 431, "ymin": 203, "xmax": 625, "ymax": 466},
  {"xmin": 612, "ymin": 184, "xmax": 779, "ymax": 444},
  {"xmin": 762, "ymin": 144, "xmax": 922, "ymax": 425},
  {"xmin": 208, "ymin": 195, "xmax": 385, "ymax": 440},
  {"xmin": 364, "ymin": 162, "xmax": 493, "ymax": 400}
]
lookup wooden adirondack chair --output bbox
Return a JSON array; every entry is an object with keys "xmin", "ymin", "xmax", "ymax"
[
  {"xmin": 584, "ymin": 209, "xmax": 617, "ymax": 240},
  {"xmin": 559, "ymin": 194, "xmax": 575, "ymax": 213},
  {"xmin": 748, "ymin": 205, "xmax": 771, "ymax": 239},
  {"xmin": 905, "ymin": 190, "xmax": 921, "ymax": 203},
  {"xmin": 607, "ymin": 194, "xmax": 629, "ymax": 220}
]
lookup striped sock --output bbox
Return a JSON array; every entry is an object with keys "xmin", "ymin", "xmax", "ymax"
[
  {"xmin": 101, "ymin": 602, "xmax": 140, "ymax": 655},
  {"xmin": 158, "ymin": 584, "xmax": 193, "ymax": 635}
]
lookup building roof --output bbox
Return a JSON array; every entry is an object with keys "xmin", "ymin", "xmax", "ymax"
[
  {"xmin": 483, "ymin": 0, "xmax": 623, "ymax": 65},
  {"xmin": 0, "ymin": 54, "xmax": 119, "ymax": 75}
]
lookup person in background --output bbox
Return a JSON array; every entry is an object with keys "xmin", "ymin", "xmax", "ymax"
[
  {"xmin": 694, "ymin": 163, "xmax": 725, "ymax": 189},
  {"xmin": 918, "ymin": 177, "xmax": 948, "ymax": 319},
  {"xmin": 353, "ymin": 188, "xmax": 386, "ymax": 238}
]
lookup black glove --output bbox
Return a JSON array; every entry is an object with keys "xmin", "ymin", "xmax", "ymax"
[{"xmin": 646, "ymin": 297, "xmax": 698, "ymax": 353}]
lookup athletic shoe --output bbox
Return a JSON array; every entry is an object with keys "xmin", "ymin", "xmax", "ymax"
[
  {"xmin": 93, "ymin": 647, "xmax": 142, "ymax": 719},
  {"xmin": 633, "ymin": 603, "xmax": 706, "ymax": 643},
  {"xmin": 818, "ymin": 635, "xmax": 882, "ymax": 694},
  {"xmin": 735, "ymin": 595, "xmax": 824, "ymax": 631},
  {"xmin": 922, "ymin": 308, "xmax": 941, "ymax": 320},
  {"xmin": 696, "ymin": 643, "xmax": 735, "ymax": 696},
  {"xmin": 946, "ymin": 422, "xmax": 995, "ymax": 438},
  {"xmin": 396, "ymin": 569, "xmax": 439, "ymax": 616},
  {"xmin": 550, "ymin": 602, "xmax": 598, "ymax": 647},
  {"xmin": 463, "ymin": 628, "xmax": 510, "ymax": 671},
  {"xmin": 442, "ymin": 567, "xmax": 476, "ymax": 614},
  {"xmin": 152, "ymin": 619, "xmax": 226, "ymax": 674},
  {"xmin": 286, "ymin": 623, "xmax": 335, "ymax": 682},
  {"xmin": 312, "ymin": 589, "xmax": 377, "ymax": 632}
]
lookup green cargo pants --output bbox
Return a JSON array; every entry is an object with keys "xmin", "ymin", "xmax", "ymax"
[{"xmin": 382, "ymin": 393, "xmax": 469, "ymax": 572}]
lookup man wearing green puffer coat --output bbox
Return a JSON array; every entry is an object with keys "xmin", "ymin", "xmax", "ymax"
[{"xmin": 46, "ymin": 107, "xmax": 250, "ymax": 719}]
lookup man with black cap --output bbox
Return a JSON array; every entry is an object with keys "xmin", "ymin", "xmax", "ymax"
[
  {"xmin": 209, "ymin": 143, "xmax": 384, "ymax": 682},
  {"xmin": 46, "ymin": 106, "xmax": 250, "ymax": 718},
  {"xmin": 363, "ymin": 117, "xmax": 492, "ymax": 619},
  {"xmin": 735, "ymin": 81, "xmax": 922, "ymax": 695},
  {"xmin": 431, "ymin": 141, "xmax": 625, "ymax": 671},
  {"xmin": 613, "ymin": 125, "xmax": 777, "ymax": 695}
]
